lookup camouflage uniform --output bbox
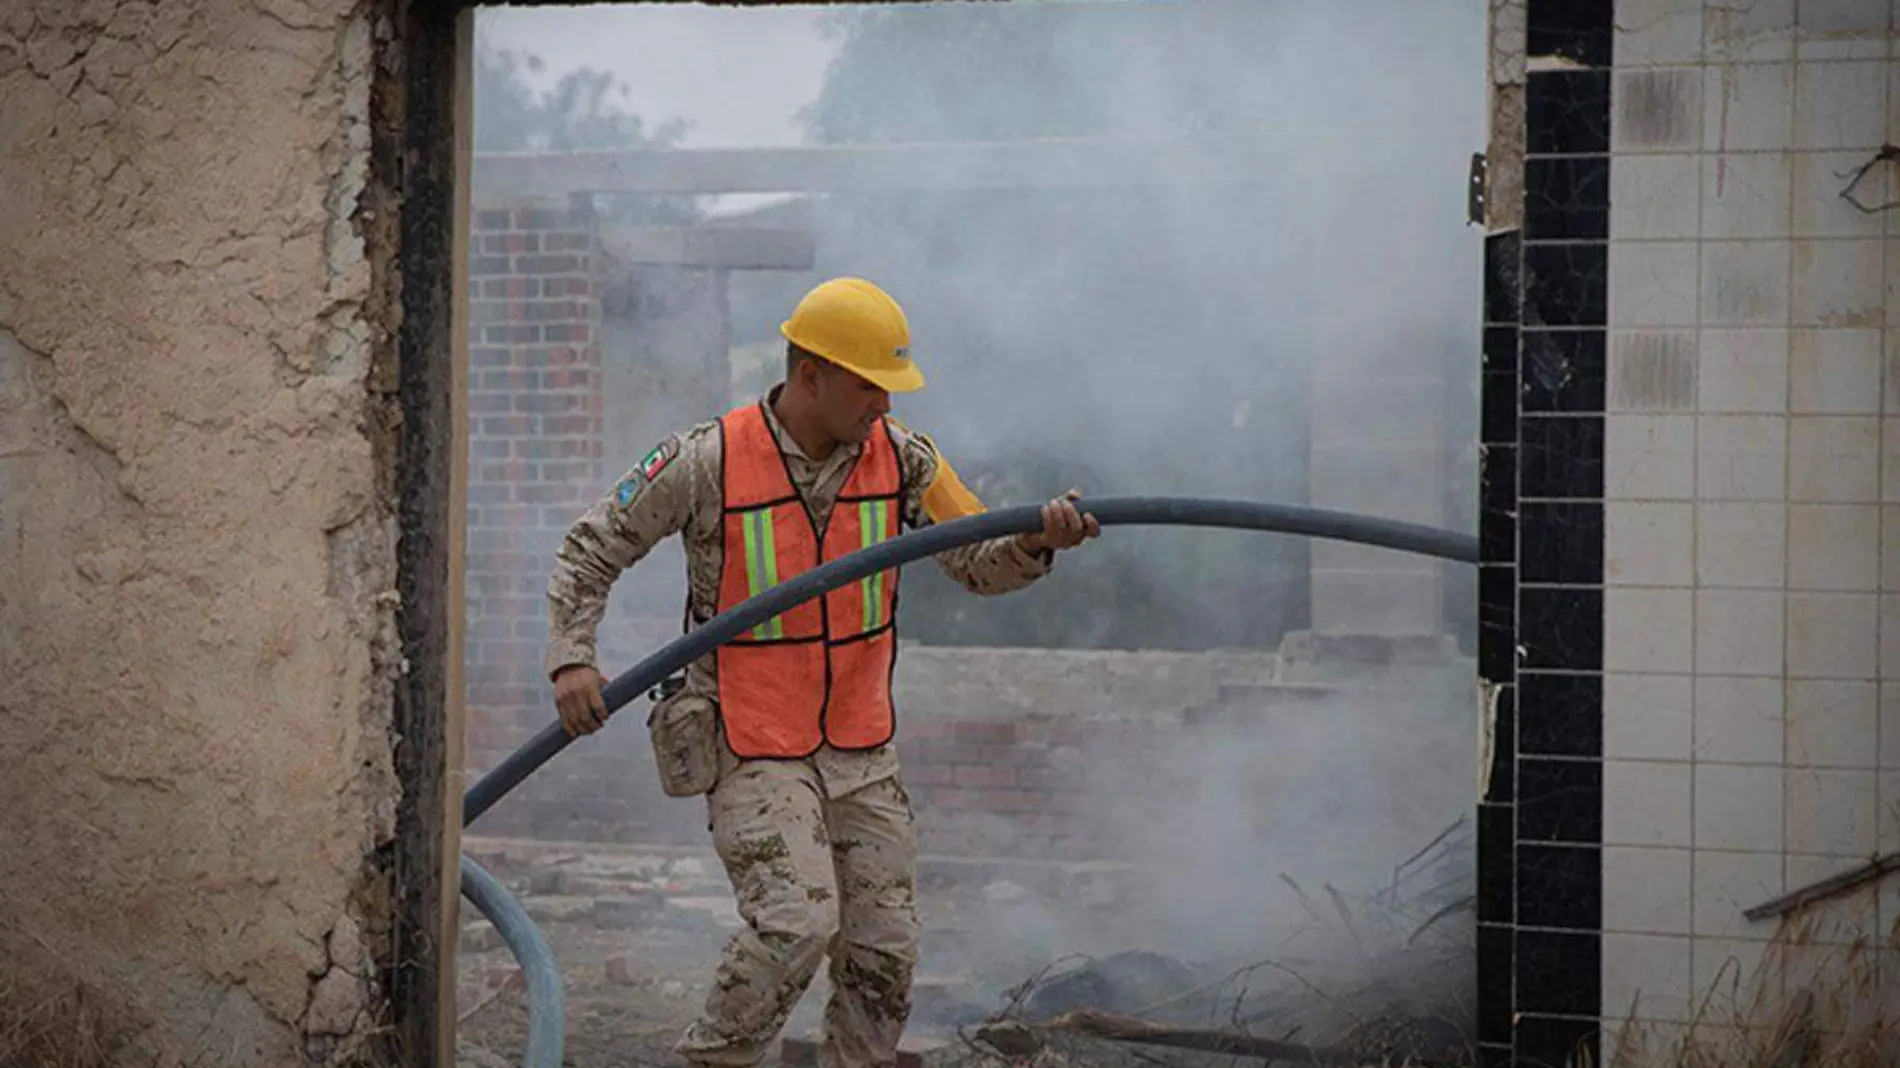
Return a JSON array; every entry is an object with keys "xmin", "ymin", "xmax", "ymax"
[{"xmin": 546, "ymin": 395, "xmax": 1052, "ymax": 1068}]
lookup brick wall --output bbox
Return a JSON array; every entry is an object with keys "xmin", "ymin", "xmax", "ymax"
[
  {"xmin": 464, "ymin": 204, "xmax": 604, "ymax": 795},
  {"xmin": 462, "ymin": 643, "xmax": 1476, "ymax": 863}
]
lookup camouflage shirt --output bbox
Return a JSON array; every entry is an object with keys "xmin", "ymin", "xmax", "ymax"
[{"xmin": 546, "ymin": 393, "xmax": 1054, "ymax": 796}]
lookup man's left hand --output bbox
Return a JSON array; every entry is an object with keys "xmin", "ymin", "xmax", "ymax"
[{"xmin": 1018, "ymin": 489, "xmax": 1101, "ymax": 554}]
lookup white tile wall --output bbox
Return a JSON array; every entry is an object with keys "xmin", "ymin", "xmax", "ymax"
[
  {"xmin": 1607, "ymin": 415, "xmax": 1699, "ymax": 498},
  {"xmin": 1614, "ymin": 0, "xmax": 1704, "ymax": 67},
  {"xmin": 1792, "ymin": 61, "xmax": 1889, "ymax": 149},
  {"xmin": 1702, "ymin": 64, "xmax": 1795, "ymax": 152},
  {"xmin": 1605, "ymin": 759, "xmax": 1695, "ymax": 847},
  {"xmin": 1789, "ymin": 329, "xmax": 1883, "ymax": 413},
  {"xmin": 1692, "ymin": 850, "xmax": 1783, "ymax": 940},
  {"xmin": 1700, "ymin": 153, "xmax": 1790, "ymax": 240},
  {"xmin": 1612, "ymin": 155, "xmax": 1703, "ymax": 240},
  {"xmin": 1695, "ymin": 589, "xmax": 1785, "ymax": 674},
  {"xmin": 1696, "ymin": 414, "xmax": 1787, "ymax": 499},
  {"xmin": 1603, "ymin": 933, "xmax": 1696, "ymax": 1022},
  {"xmin": 1604, "ymin": 673, "xmax": 1695, "ymax": 760},
  {"xmin": 1787, "ymin": 592, "xmax": 1879, "ymax": 678},
  {"xmin": 1695, "ymin": 675, "xmax": 1786, "ymax": 764},
  {"xmin": 1603, "ymin": 846, "xmax": 1695, "ymax": 934},
  {"xmin": 1784, "ymin": 766, "xmax": 1879, "ymax": 856},
  {"xmin": 1599, "ymin": 0, "xmax": 1892, "ymax": 1035},
  {"xmin": 1697, "ymin": 329, "xmax": 1788, "ymax": 412},
  {"xmin": 1612, "ymin": 242, "xmax": 1702, "ymax": 326},
  {"xmin": 1606, "ymin": 502, "xmax": 1696, "ymax": 585},
  {"xmin": 1785, "ymin": 679, "xmax": 1880, "ymax": 769},
  {"xmin": 1695, "ymin": 763, "xmax": 1785, "ymax": 852},
  {"xmin": 1791, "ymin": 239, "xmax": 1884, "ymax": 328},
  {"xmin": 1787, "ymin": 504, "xmax": 1882, "ymax": 591},
  {"xmin": 1695, "ymin": 502, "xmax": 1786, "ymax": 587},
  {"xmin": 1787, "ymin": 415, "xmax": 1881, "ymax": 501},
  {"xmin": 1607, "ymin": 588, "xmax": 1697, "ymax": 671},
  {"xmin": 1700, "ymin": 241, "xmax": 1791, "ymax": 327}
]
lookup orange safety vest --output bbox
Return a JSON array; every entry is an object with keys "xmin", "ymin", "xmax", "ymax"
[{"xmin": 713, "ymin": 402, "xmax": 905, "ymax": 759}]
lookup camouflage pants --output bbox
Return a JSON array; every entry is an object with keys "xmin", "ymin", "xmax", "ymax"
[{"xmin": 677, "ymin": 761, "xmax": 920, "ymax": 1068}]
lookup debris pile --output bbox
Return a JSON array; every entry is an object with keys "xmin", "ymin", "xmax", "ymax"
[{"xmin": 922, "ymin": 818, "xmax": 1478, "ymax": 1068}]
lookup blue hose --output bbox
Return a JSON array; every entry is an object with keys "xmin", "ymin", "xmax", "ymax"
[
  {"xmin": 459, "ymin": 853, "xmax": 565, "ymax": 1068},
  {"xmin": 454, "ymin": 494, "xmax": 1481, "ymax": 1067}
]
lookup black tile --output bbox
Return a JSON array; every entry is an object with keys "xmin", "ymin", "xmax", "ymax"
[
  {"xmin": 1520, "ymin": 501, "xmax": 1604, "ymax": 585},
  {"xmin": 1525, "ymin": 157, "xmax": 1611, "ymax": 240},
  {"xmin": 1523, "ymin": 243, "xmax": 1608, "ymax": 327},
  {"xmin": 1483, "ymin": 371, "xmax": 1521, "ymax": 445},
  {"xmin": 1526, "ymin": 70, "xmax": 1611, "ymax": 156},
  {"xmin": 1484, "ymin": 324, "xmax": 1521, "ymax": 377},
  {"xmin": 1486, "ymin": 685, "xmax": 1518, "ymax": 803},
  {"xmin": 1477, "ymin": 1044, "xmax": 1516, "ymax": 1068},
  {"xmin": 1480, "ymin": 446, "xmax": 1518, "ymax": 566},
  {"xmin": 1520, "ymin": 416, "xmax": 1605, "ymax": 499},
  {"xmin": 1515, "ymin": 929, "xmax": 1602, "ymax": 1016},
  {"xmin": 1517, "ymin": 842, "xmax": 1602, "ymax": 931},
  {"xmin": 1518, "ymin": 585, "xmax": 1604, "ymax": 672},
  {"xmin": 1484, "ymin": 231, "xmax": 1523, "ymax": 325},
  {"xmin": 1516, "ymin": 1014, "xmax": 1601, "ymax": 1068},
  {"xmin": 1480, "ymin": 565, "xmax": 1517, "ymax": 684},
  {"xmin": 1477, "ymin": 923, "xmax": 1515, "ymax": 1046},
  {"xmin": 1518, "ymin": 757, "xmax": 1603, "ymax": 844},
  {"xmin": 1521, "ymin": 330, "xmax": 1607, "ymax": 414},
  {"xmin": 1528, "ymin": 0, "xmax": 1614, "ymax": 69},
  {"xmin": 1477, "ymin": 802, "xmax": 1515, "ymax": 921},
  {"xmin": 1519, "ymin": 671, "xmax": 1604, "ymax": 758}
]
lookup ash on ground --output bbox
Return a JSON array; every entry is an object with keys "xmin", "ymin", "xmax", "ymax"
[{"xmin": 454, "ymin": 819, "xmax": 1474, "ymax": 1068}]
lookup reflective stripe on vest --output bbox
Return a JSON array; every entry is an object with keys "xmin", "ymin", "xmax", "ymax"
[{"xmin": 712, "ymin": 402, "xmax": 904, "ymax": 759}]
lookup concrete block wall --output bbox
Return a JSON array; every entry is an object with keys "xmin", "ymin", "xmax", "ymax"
[
  {"xmin": 464, "ymin": 205, "xmax": 605, "ymax": 779},
  {"xmin": 1479, "ymin": 3, "xmax": 1899, "ymax": 1065}
]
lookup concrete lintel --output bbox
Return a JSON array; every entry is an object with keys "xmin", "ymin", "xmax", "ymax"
[
  {"xmin": 471, "ymin": 135, "xmax": 1355, "ymax": 197},
  {"xmin": 600, "ymin": 225, "xmax": 815, "ymax": 270}
]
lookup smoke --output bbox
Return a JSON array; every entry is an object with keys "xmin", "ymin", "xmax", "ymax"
[{"xmin": 471, "ymin": 0, "xmax": 1489, "ymax": 1043}]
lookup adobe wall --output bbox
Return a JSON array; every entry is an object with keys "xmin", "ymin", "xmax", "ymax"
[{"xmin": 0, "ymin": 2, "xmax": 403, "ymax": 1064}]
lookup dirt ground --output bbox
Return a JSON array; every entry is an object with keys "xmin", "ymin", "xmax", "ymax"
[{"xmin": 453, "ymin": 832, "xmax": 1476, "ymax": 1068}]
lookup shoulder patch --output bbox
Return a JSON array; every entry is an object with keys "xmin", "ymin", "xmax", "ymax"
[
  {"xmin": 638, "ymin": 437, "xmax": 680, "ymax": 481},
  {"xmin": 611, "ymin": 436, "xmax": 682, "ymax": 512}
]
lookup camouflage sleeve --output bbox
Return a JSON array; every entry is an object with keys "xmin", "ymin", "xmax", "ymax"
[
  {"xmin": 544, "ymin": 432, "xmax": 698, "ymax": 678},
  {"xmin": 890, "ymin": 421, "xmax": 1052, "ymax": 597}
]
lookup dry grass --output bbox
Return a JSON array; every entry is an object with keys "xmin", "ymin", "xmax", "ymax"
[
  {"xmin": 1597, "ymin": 913, "xmax": 1899, "ymax": 1068},
  {"xmin": 0, "ymin": 976, "xmax": 111, "ymax": 1068}
]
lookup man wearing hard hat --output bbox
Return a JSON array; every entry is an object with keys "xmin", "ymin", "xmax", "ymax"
[{"xmin": 544, "ymin": 277, "xmax": 1099, "ymax": 1068}]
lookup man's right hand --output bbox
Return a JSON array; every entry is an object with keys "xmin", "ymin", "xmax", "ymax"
[{"xmin": 553, "ymin": 665, "xmax": 609, "ymax": 737}]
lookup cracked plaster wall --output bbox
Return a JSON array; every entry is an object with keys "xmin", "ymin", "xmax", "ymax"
[{"xmin": 0, "ymin": 1, "xmax": 404, "ymax": 1064}]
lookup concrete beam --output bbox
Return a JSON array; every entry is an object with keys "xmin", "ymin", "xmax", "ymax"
[
  {"xmin": 471, "ymin": 136, "xmax": 1325, "ymax": 198},
  {"xmin": 600, "ymin": 225, "xmax": 815, "ymax": 270}
]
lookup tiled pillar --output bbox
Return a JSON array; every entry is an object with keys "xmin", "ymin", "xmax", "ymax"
[{"xmin": 1480, "ymin": 2, "xmax": 1900, "ymax": 1066}]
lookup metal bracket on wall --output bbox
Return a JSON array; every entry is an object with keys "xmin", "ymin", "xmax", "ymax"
[{"xmin": 1466, "ymin": 153, "xmax": 1487, "ymax": 227}]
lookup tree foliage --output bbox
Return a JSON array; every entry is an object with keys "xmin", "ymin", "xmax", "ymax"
[{"xmin": 471, "ymin": 34, "xmax": 700, "ymax": 225}]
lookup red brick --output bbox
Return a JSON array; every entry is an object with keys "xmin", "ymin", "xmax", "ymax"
[
  {"xmin": 469, "ymin": 256, "xmax": 510, "ymax": 276},
  {"xmin": 481, "ymin": 324, "xmax": 542, "ymax": 345},
  {"xmin": 902, "ymin": 764, "xmax": 953, "ymax": 786},
  {"xmin": 605, "ymin": 954, "xmax": 641, "ymax": 986},
  {"xmin": 515, "ymin": 392, "xmax": 585, "ymax": 415},
  {"xmin": 543, "ymin": 323, "xmax": 592, "ymax": 344},
  {"xmin": 470, "ymin": 346, "xmax": 512, "ymax": 368},
  {"xmin": 983, "ymin": 789, "xmax": 1050, "ymax": 813},
  {"xmin": 542, "ymin": 232, "xmax": 592, "ymax": 252},
  {"xmin": 479, "ymin": 415, "xmax": 536, "ymax": 436},
  {"xmin": 952, "ymin": 764, "xmax": 1015, "ymax": 788},
  {"xmin": 513, "ymin": 208, "xmax": 572, "ymax": 230},
  {"xmin": 473, "ymin": 209, "xmax": 512, "ymax": 231},
  {"xmin": 953, "ymin": 722, "xmax": 1016, "ymax": 744},
  {"xmin": 516, "ymin": 254, "xmax": 581, "ymax": 274}
]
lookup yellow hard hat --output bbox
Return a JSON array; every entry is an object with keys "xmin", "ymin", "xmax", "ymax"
[{"xmin": 779, "ymin": 277, "xmax": 925, "ymax": 394}]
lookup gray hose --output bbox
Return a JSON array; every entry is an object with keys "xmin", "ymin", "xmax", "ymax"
[
  {"xmin": 459, "ymin": 853, "xmax": 565, "ymax": 1068},
  {"xmin": 455, "ymin": 494, "xmax": 1481, "ymax": 1067},
  {"xmin": 464, "ymin": 495, "xmax": 1478, "ymax": 824}
]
